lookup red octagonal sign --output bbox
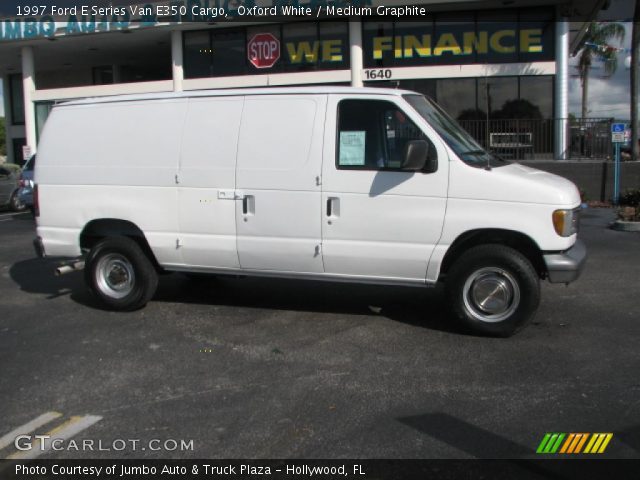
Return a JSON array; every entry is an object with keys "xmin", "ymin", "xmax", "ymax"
[{"xmin": 248, "ymin": 33, "xmax": 280, "ymax": 69}]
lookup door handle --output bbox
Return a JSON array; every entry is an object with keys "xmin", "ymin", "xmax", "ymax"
[
  {"xmin": 326, "ymin": 197, "xmax": 339, "ymax": 218},
  {"xmin": 242, "ymin": 195, "xmax": 255, "ymax": 215}
]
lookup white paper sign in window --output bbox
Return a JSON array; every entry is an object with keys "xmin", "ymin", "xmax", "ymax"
[{"xmin": 339, "ymin": 131, "xmax": 366, "ymax": 166}]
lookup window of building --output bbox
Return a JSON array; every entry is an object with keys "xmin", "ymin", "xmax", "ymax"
[
  {"xmin": 519, "ymin": 76, "xmax": 553, "ymax": 118},
  {"xmin": 318, "ymin": 22, "xmax": 349, "ymax": 70},
  {"xmin": 363, "ymin": 21, "xmax": 393, "ymax": 69},
  {"xmin": 370, "ymin": 75, "xmax": 552, "ymax": 121},
  {"xmin": 9, "ymin": 74, "xmax": 24, "ymax": 125},
  {"xmin": 184, "ymin": 31, "xmax": 213, "ymax": 78},
  {"xmin": 337, "ymin": 99, "xmax": 435, "ymax": 170},
  {"xmin": 476, "ymin": 10, "xmax": 519, "ymax": 64},
  {"xmin": 518, "ymin": 8, "xmax": 555, "ymax": 62},
  {"xmin": 478, "ymin": 77, "xmax": 519, "ymax": 118},
  {"xmin": 184, "ymin": 22, "xmax": 349, "ymax": 78},
  {"xmin": 362, "ymin": 7, "xmax": 554, "ymax": 68},
  {"xmin": 432, "ymin": 12, "xmax": 476, "ymax": 65},
  {"xmin": 281, "ymin": 21, "xmax": 349, "ymax": 72},
  {"xmin": 212, "ymin": 28, "xmax": 247, "ymax": 76},
  {"xmin": 246, "ymin": 24, "xmax": 282, "ymax": 74},
  {"xmin": 12, "ymin": 138, "xmax": 26, "ymax": 166},
  {"xmin": 282, "ymin": 22, "xmax": 319, "ymax": 72},
  {"xmin": 92, "ymin": 66, "xmax": 114, "ymax": 85},
  {"xmin": 35, "ymin": 102, "xmax": 54, "ymax": 142},
  {"xmin": 435, "ymin": 78, "xmax": 477, "ymax": 120}
]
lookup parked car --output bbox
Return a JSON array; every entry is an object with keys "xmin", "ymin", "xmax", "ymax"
[
  {"xmin": 34, "ymin": 87, "xmax": 586, "ymax": 337},
  {"xmin": 18, "ymin": 155, "xmax": 36, "ymax": 214},
  {"xmin": 0, "ymin": 164, "xmax": 25, "ymax": 211}
]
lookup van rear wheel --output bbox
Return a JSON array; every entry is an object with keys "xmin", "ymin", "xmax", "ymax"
[
  {"xmin": 85, "ymin": 237, "xmax": 158, "ymax": 311},
  {"xmin": 445, "ymin": 244, "xmax": 540, "ymax": 337}
]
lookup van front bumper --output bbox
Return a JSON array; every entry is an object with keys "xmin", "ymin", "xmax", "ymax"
[{"xmin": 543, "ymin": 239, "xmax": 587, "ymax": 284}]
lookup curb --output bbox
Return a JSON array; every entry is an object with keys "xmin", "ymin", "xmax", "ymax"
[{"xmin": 611, "ymin": 220, "xmax": 640, "ymax": 232}]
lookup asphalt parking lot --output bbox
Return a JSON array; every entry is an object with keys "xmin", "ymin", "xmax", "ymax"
[{"xmin": 0, "ymin": 208, "xmax": 639, "ymax": 460}]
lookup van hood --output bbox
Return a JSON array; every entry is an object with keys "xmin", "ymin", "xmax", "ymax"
[{"xmin": 451, "ymin": 161, "xmax": 581, "ymax": 206}]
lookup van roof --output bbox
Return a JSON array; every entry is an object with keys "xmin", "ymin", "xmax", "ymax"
[{"xmin": 58, "ymin": 86, "xmax": 417, "ymax": 107}]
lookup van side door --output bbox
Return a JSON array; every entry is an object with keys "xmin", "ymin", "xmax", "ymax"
[
  {"xmin": 321, "ymin": 94, "xmax": 449, "ymax": 283},
  {"xmin": 235, "ymin": 94, "xmax": 326, "ymax": 273},
  {"xmin": 177, "ymin": 96, "xmax": 244, "ymax": 269}
]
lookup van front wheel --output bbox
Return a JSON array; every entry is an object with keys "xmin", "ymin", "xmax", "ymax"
[
  {"xmin": 85, "ymin": 237, "xmax": 158, "ymax": 311},
  {"xmin": 445, "ymin": 244, "xmax": 540, "ymax": 337}
]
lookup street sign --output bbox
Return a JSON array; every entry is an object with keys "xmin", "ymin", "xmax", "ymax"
[
  {"xmin": 612, "ymin": 123, "xmax": 625, "ymax": 133},
  {"xmin": 247, "ymin": 33, "xmax": 280, "ymax": 69},
  {"xmin": 611, "ymin": 123, "xmax": 625, "ymax": 205},
  {"xmin": 22, "ymin": 145, "xmax": 31, "ymax": 161},
  {"xmin": 611, "ymin": 123, "xmax": 626, "ymax": 143}
]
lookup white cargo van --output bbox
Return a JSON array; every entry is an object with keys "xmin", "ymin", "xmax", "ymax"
[{"xmin": 34, "ymin": 87, "xmax": 586, "ymax": 336}]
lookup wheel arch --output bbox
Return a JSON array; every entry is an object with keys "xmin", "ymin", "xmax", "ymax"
[
  {"xmin": 79, "ymin": 218, "xmax": 161, "ymax": 271},
  {"xmin": 438, "ymin": 229, "xmax": 546, "ymax": 281}
]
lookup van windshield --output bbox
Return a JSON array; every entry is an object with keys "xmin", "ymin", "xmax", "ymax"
[{"xmin": 403, "ymin": 94, "xmax": 508, "ymax": 168}]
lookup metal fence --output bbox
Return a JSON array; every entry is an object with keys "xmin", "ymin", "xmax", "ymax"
[
  {"xmin": 457, "ymin": 118, "xmax": 614, "ymax": 160},
  {"xmin": 568, "ymin": 118, "xmax": 614, "ymax": 160}
]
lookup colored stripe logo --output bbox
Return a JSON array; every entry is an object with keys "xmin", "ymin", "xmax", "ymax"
[{"xmin": 536, "ymin": 433, "xmax": 613, "ymax": 454}]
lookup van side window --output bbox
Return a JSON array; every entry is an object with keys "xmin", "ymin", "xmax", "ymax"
[{"xmin": 336, "ymin": 99, "xmax": 436, "ymax": 171}]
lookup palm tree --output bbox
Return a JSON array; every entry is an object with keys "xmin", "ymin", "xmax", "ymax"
[
  {"xmin": 631, "ymin": 2, "xmax": 640, "ymax": 160},
  {"xmin": 577, "ymin": 22, "xmax": 625, "ymax": 118}
]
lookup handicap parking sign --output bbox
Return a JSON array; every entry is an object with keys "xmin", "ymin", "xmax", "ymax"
[{"xmin": 611, "ymin": 123, "xmax": 626, "ymax": 142}]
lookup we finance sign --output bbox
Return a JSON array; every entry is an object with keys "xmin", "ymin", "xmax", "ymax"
[{"xmin": 255, "ymin": 25, "xmax": 551, "ymax": 70}]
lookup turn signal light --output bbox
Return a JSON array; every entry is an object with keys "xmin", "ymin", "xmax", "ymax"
[
  {"xmin": 553, "ymin": 208, "xmax": 580, "ymax": 237},
  {"xmin": 552, "ymin": 210, "xmax": 567, "ymax": 236}
]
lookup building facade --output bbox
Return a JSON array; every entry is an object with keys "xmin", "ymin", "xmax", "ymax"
[{"xmin": 0, "ymin": 0, "xmax": 605, "ymax": 165}]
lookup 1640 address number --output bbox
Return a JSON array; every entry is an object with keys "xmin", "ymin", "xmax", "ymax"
[{"xmin": 363, "ymin": 69, "xmax": 393, "ymax": 80}]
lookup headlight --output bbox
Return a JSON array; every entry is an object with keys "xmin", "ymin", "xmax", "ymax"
[{"xmin": 552, "ymin": 208, "xmax": 580, "ymax": 237}]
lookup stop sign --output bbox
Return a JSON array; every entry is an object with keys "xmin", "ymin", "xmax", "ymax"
[{"xmin": 247, "ymin": 33, "xmax": 280, "ymax": 69}]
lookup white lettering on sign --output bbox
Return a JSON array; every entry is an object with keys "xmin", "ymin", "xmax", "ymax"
[
  {"xmin": 250, "ymin": 40, "xmax": 278, "ymax": 61},
  {"xmin": 247, "ymin": 33, "xmax": 280, "ymax": 69}
]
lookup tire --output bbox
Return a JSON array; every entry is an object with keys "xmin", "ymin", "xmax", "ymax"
[
  {"xmin": 85, "ymin": 236, "xmax": 158, "ymax": 311},
  {"xmin": 9, "ymin": 191, "xmax": 26, "ymax": 212},
  {"xmin": 445, "ymin": 244, "xmax": 540, "ymax": 337}
]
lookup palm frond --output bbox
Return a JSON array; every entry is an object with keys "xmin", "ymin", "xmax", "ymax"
[
  {"xmin": 577, "ymin": 21, "xmax": 626, "ymax": 79},
  {"xmin": 595, "ymin": 23, "xmax": 626, "ymax": 45}
]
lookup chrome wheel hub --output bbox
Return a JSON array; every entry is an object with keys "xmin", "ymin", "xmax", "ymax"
[
  {"xmin": 95, "ymin": 253, "xmax": 135, "ymax": 299},
  {"xmin": 463, "ymin": 267, "xmax": 520, "ymax": 323}
]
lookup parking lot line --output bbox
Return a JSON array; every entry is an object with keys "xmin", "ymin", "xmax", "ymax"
[
  {"xmin": 0, "ymin": 411, "xmax": 62, "ymax": 451},
  {"xmin": 0, "ymin": 212, "xmax": 28, "ymax": 218},
  {"xmin": 5, "ymin": 414, "xmax": 102, "ymax": 460}
]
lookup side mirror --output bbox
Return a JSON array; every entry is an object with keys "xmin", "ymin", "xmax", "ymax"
[
  {"xmin": 401, "ymin": 140, "xmax": 437, "ymax": 173},
  {"xmin": 401, "ymin": 140, "xmax": 428, "ymax": 171}
]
